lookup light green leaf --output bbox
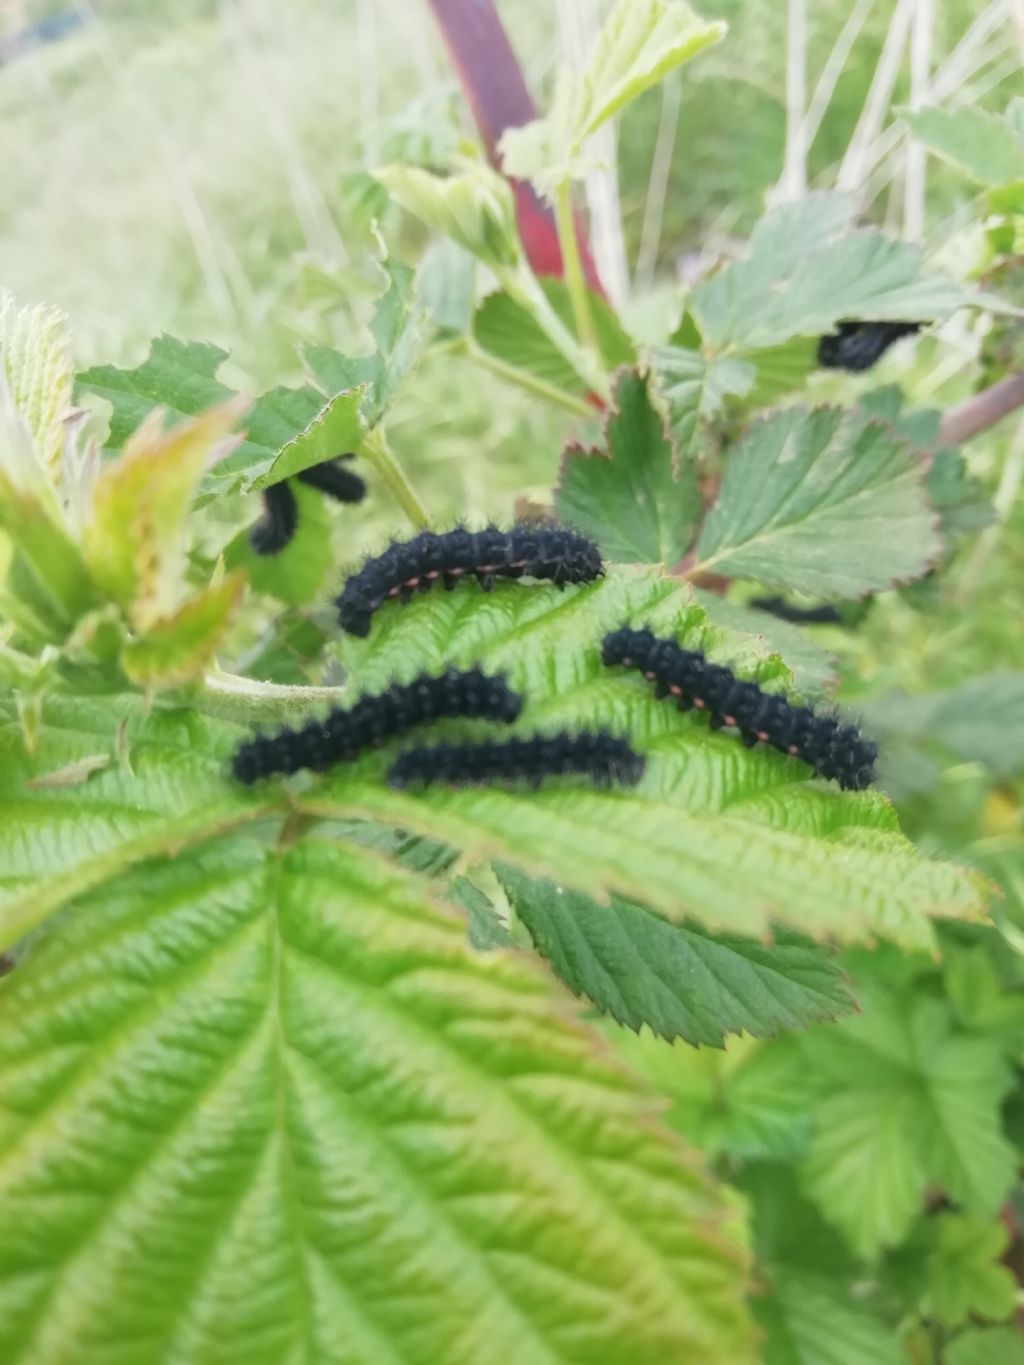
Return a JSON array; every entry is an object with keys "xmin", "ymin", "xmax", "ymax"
[
  {"xmin": 120, "ymin": 573, "xmax": 245, "ymax": 687},
  {"xmin": 449, "ymin": 874, "xmax": 517, "ymax": 950},
  {"xmin": 0, "ymin": 835, "xmax": 755, "ymax": 1364},
  {"xmin": 498, "ymin": 865, "xmax": 854, "ymax": 1045},
  {"xmin": 648, "ymin": 345, "xmax": 753, "ymax": 461},
  {"xmin": 77, "ymin": 336, "xmax": 363, "ymax": 499},
  {"xmin": 860, "ymin": 674, "xmax": 1024, "ymax": 778},
  {"xmin": 613, "ymin": 1031, "xmax": 820, "ymax": 1159},
  {"xmin": 0, "ymin": 693, "xmax": 268, "ymax": 952},
  {"xmin": 82, "ymin": 402, "xmax": 245, "ymax": 627},
  {"xmin": 225, "ymin": 480, "xmax": 334, "ymax": 606},
  {"xmin": 944, "ymin": 946, "xmax": 1024, "ymax": 1044},
  {"xmin": 302, "ymin": 567, "xmax": 985, "ymax": 952},
  {"xmin": 691, "ymin": 193, "xmax": 994, "ymax": 353},
  {"xmin": 0, "ymin": 289, "xmax": 74, "ymax": 490},
  {"xmin": 418, "ymin": 238, "xmax": 475, "ymax": 335},
  {"xmin": 922, "ymin": 1215, "xmax": 1016, "ymax": 1328},
  {"xmin": 799, "ymin": 992, "xmax": 1016, "ymax": 1256},
  {"xmin": 692, "ymin": 406, "xmax": 942, "ymax": 598},
  {"xmin": 753, "ymin": 1269, "xmax": 903, "ymax": 1365},
  {"xmin": 555, "ymin": 368, "xmax": 700, "ymax": 564},
  {"xmin": 500, "ymin": 0, "xmax": 725, "ymax": 192},
  {"xmin": 948, "ymin": 1328, "xmax": 1024, "ymax": 1365},
  {"xmin": 474, "ymin": 278, "xmax": 634, "ymax": 397},
  {"xmin": 302, "ymin": 258, "xmax": 425, "ymax": 440},
  {"xmin": 905, "ymin": 106, "xmax": 1024, "ymax": 187},
  {"xmin": 373, "ymin": 161, "xmax": 521, "ymax": 271}
]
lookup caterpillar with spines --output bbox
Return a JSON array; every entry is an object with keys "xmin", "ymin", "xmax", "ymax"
[
  {"xmin": 601, "ymin": 626, "xmax": 876, "ymax": 790},
  {"xmin": 387, "ymin": 730, "xmax": 645, "ymax": 790},
  {"xmin": 336, "ymin": 523, "xmax": 603, "ymax": 637},
  {"xmin": 231, "ymin": 667, "xmax": 521, "ymax": 783},
  {"xmin": 250, "ymin": 455, "xmax": 367, "ymax": 556}
]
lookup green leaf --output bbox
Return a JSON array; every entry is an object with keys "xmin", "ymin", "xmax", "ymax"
[
  {"xmin": 474, "ymin": 279, "xmax": 634, "ymax": 397},
  {"xmin": 306, "ymin": 566, "xmax": 985, "ymax": 953},
  {"xmin": 0, "ymin": 288, "xmax": 74, "ymax": 490},
  {"xmin": 373, "ymin": 161, "xmax": 521, "ymax": 271},
  {"xmin": 497, "ymin": 864, "xmax": 854, "ymax": 1045},
  {"xmin": 82, "ymin": 402, "xmax": 245, "ymax": 626},
  {"xmin": 0, "ymin": 693, "xmax": 267, "ymax": 952},
  {"xmin": 120, "ymin": 573, "xmax": 245, "ymax": 687},
  {"xmin": 449, "ymin": 874, "xmax": 517, "ymax": 950},
  {"xmin": 612, "ymin": 1031, "xmax": 820, "ymax": 1159},
  {"xmin": 0, "ymin": 835, "xmax": 755, "ymax": 1364},
  {"xmin": 303, "ymin": 258, "xmax": 425, "ymax": 436},
  {"xmin": 648, "ymin": 345, "xmax": 754, "ymax": 459},
  {"xmin": 947, "ymin": 1328, "xmax": 1024, "ymax": 1365},
  {"xmin": 691, "ymin": 193, "xmax": 994, "ymax": 353},
  {"xmin": 225, "ymin": 479, "xmax": 334, "ymax": 606},
  {"xmin": 905, "ymin": 106, "xmax": 1024, "ymax": 187},
  {"xmin": 944, "ymin": 946, "xmax": 1024, "ymax": 1045},
  {"xmin": 77, "ymin": 335, "xmax": 364, "ymax": 499},
  {"xmin": 418, "ymin": 238, "xmax": 475, "ymax": 335},
  {"xmin": 922, "ymin": 1214, "xmax": 1016, "ymax": 1328},
  {"xmin": 799, "ymin": 991, "xmax": 1016, "ymax": 1256},
  {"xmin": 860, "ymin": 674, "xmax": 1024, "ymax": 779},
  {"xmin": 555, "ymin": 368, "xmax": 700, "ymax": 564},
  {"xmin": 753, "ymin": 1269, "xmax": 903, "ymax": 1365},
  {"xmin": 500, "ymin": 0, "xmax": 725, "ymax": 193},
  {"xmin": 692, "ymin": 407, "xmax": 942, "ymax": 598}
]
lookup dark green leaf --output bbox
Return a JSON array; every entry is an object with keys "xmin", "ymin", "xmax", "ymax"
[
  {"xmin": 498, "ymin": 865, "xmax": 854, "ymax": 1045},
  {"xmin": 555, "ymin": 368, "xmax": 699, "ymax": 563}
]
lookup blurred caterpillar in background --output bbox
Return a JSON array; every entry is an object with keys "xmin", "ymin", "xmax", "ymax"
[{"xmin": 250, "ymin": 454, "xmax": 367, "ymax": 555}]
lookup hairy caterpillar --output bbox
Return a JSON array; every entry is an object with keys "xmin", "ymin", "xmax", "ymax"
[
  {"xmin": 231, "ymin": 667, "xmax": 521, "ymax": 783},
  {"xmin": 250, "ymin": 455, "xmax": 367, "ymax": 556},
  {"xmin": 336, "ymin": 523, "xmax": 603, "ymax": 638},
  {"xmin": 387, "ymin": 730, "xmax": 645, "ymax": 790},
  {"xmin": 601, "ymin": 626, "xmax": 876, "ymax": 790},
  {"xmin": 817, "ymin": 321, "xmax": 921, "ymax": 373}
]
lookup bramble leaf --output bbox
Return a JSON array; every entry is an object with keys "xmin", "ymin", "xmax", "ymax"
[
  {"xmin": 947, "ymin": 1328, "xmax": 1024, "ymax": 1365},
  {"xmin": 612, "ymin": 1031, "xmax": 820, "ymax": 1159},
  {"xmin": 500, "ymin": 0, "xmax": 725, "ymax": 193},
  {"xmin": 497, "ymin": 865, "xmax": 854, "ymax": 1045},
  {"xmin": 77, "ymin": 335, "xmax": 364, "ymax": 499},
  {"xmin": 474, "ymin": 279, "xmax": 634, "ymax": 398},
  {"xmin": 0, "ymin": 288, "xmax": 74, "ymax": 491},
  {"xmin": 555, "ymin": 368, "xmax": 700, "ymax": 564},
  {"xmin": 120, "ymin": 573, "xmax": 246, "ymax": 687},
  {"xmin": 753, "ymin": 1269, "xmax": 903, "ymax": 1365},
  {"xmin": 692, "ymin": 407, "xmax": 942, "ymax": 598},
  {"xmin": 905, "ymin": 106, "xmax": 1024, "ymax": 187},
  {"xmin": 799, "ymin": 991, "xmax": 1016, "ymax": 1256},
  {"xmin": 648, "ymin": 344, "xmax": 753, "ymax": 460},
  {"xmin": 691, "ymin": 193, "xmax": 997, "ymax": 353},
  {"xmin": 373, "ymin": 161, "xmax": 521, "ymax": 271},
  {"xmin": 921, "ymin": 1214, "xmax": 1016, "ymax": 1328},
  {"xmin": 299, "ymin": 567, "xmax": 986, "ymax": 952},
  {"xmin": 0, "ymin": 835, "xmax": 755, "ymax": 1364}
]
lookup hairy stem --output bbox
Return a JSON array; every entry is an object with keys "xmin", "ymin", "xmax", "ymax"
[
  {"xmin": 359, "ymin": 428, "xmax": 431, "ymax": 529},
  {"xmin": 200, "ymin": 667, "xmax": 348, "ymax": 722}
]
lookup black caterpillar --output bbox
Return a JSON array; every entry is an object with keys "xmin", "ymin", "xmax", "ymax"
[
  {"xmin": 250, "ymin": 455, "xmax": 367, "ymax": 556},
  {"xmin": 750, "ymin": 596, "xmax": 843, "ymax": 626},
  {"xmin": 337, "ymin": 523, "xmax": 603, "ymax": 637},
  {"xmin": 387, "ymin": 730, "xmax": 645, "ymax": 790},
  {"xmin": 231, "ymin": 667, "xmax": 521, "ymax": 783},
  {"xmin": 817, "ymin": 321, "xmax": 921, "ymax": 373},
  {"xmin": 601, "ymin": 626, "xmax": 876, "ymax": 790}
]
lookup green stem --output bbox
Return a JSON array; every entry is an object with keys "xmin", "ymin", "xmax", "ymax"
[
  {"xmin": 467, "ymin": 341, "xmax": 594, "ymax": 417},
  {"xmin": 554, "ymin": 179, "xmax": 598, "ymax": 353},
  {"xmin": 199, "ymin": 666, "xmax": 348, "ymax": 723},
  {"xmin": 501, "ymin": 264, "xmax": 612, "ymax": 405},
  {"xmin": 360, "ymin": 428, "xmax": 431, "ymax": 529}
]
